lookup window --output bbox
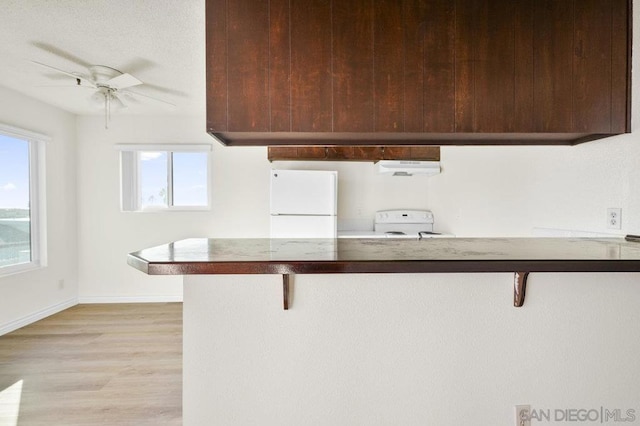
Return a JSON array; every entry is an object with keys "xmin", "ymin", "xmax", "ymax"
[
  {"xmin": 0, "ymin": 124, "xmax": 47, "ymax": 276},
  {"xmin": 117, "ymin": 144, "xmax": 212, "ymax": 212}
]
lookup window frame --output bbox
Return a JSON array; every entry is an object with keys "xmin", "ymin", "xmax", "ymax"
[
  {"xmin": 0, "ymin": 123, "xmax": 48, "ymax": 277},
  {"xmin": 116, "ymin": 144, "xmax": 213, "ymax": 213}
]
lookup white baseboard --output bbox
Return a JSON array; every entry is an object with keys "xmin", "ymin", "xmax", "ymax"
[
  {"xmin": 78, "ymin": 295, "xmax": 183, "ymax": 304},
  {"xmin": 0, "ymin": 297, "xmax": 78, "ymax": 336}
]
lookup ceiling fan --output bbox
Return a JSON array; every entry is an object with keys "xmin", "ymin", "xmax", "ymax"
[{"xmin": 32, "ymin": 60, "xmax": 175, "ymax": 129}]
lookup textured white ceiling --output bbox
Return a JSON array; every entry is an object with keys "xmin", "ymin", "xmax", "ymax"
[{"xmin": 0, "ymin": 0, "xmax": 205, "ymax": 116}]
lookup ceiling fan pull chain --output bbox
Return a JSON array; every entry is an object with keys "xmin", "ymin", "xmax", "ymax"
[{"xmin": 104, "ymin": 91, "xmax": 109, "ymax": 130}]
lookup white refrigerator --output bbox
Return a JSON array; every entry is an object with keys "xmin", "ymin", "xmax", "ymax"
[{"xmin": 270, "ymin": 169, "xmax": 338, "ymax": 238}]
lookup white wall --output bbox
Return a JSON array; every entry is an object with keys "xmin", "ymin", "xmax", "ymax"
[
  {"xmin": 184, "ymin": 273, "xmax": 640, "ymax": 425},
  {"xmin": 76, "ymin": 116, "xmax": 223, "ymax": 301},
  {"xmin": 75, "ymin": 116, "xmax": 432, "ymax": 301},
  {"xmin": 429, "ymin": 137, "xmax": 640, "ymax": 237},
  {"xmin": 0, "ymin": 86, "xmax": 78, "ymax": 333}
]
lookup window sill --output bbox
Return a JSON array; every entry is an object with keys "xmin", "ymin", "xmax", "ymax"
[
  {"xmin": 0, "ymin": 262, "xmax": 45, "ymax": 279},
  {"xmin": 123, "ymin": 207, "xmax": 212, "ymax": 213}
]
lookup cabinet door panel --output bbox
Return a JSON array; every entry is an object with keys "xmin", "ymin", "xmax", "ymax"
[
  {"xmin": 206, "ymin": 0, "xmax": 228, "ymax": 131},
  {"xmin": 513, "ymin": 0, "xmax": 535, "ymax": 132},
  {"xmin": 533, "ymin": 0, "xmax": 574, "ymax": 132},
  {"xmin": 454, "ymin": 0, "xmax": 477, "ymax": 132},
  {"xmin": 611, "ymin": 0, "xmax": 631, "ymax": 133},
  {"xmin": 409, "ymin": 147, "xmax": 440, "ymax": 161},
  {"xmin": 383, "ymin": 147, "xmax": 412, "ymax": 160},
  {"xmin": 269, "ymin": 0, "xmax": 291, "ymax": 131},
  {"xmin": 291, "ymin": 0, "xmax": 332, "ymax": 132},
  {"xmin": 423, "ymin": 0, "xmax": 455, "ymax": 132},
  {"xmin": 474, "ymin": 0, "xmax": 516, "ymax": 132},
  {"xmin": 227, "ymin": 0, "xmax": 270, "ymax": 131},
  {"xmin": 296, "ymin": 147, "xmax": 327, "ymax": 159},
  {"xmin": 403, "ymin": 0, "xmax": 427, "ymax": 132},
  {"xmin": 333, "ymin": 0, "xmax": 374, "ymax": 132},
  {"xmin": 268, "ymin": 147, "xmax": 298, "ymax": 160},
  {"xmin": 326, "ymin": 147, "xmax": 382, "ymax": 161},
  {"xmin": 374, "ymin": 0, "xmax": 404, "ymax": 132},
  {"xmin": 354, "ymin": 147, "xmax": 385, "ymax": 160},
  {"xmin": 268, "ymin": 146, "xmax": 437, "ymax": 161},
  {"xmin": 268, "ymin": 147, "xmax": 327, "ymax": 161},
  {"xmin": 573, "ymin": 0, "xmax": 612, "ymax": 133}
]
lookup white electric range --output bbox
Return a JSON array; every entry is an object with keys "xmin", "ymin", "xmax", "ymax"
[{"xmin": 338, "ymin": 209, "xmax": 452, "ymax": 239}]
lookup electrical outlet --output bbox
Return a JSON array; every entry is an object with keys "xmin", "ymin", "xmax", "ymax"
[
  {"xmin": 607, "ymin": 208, "xmax": 622, "ymax": 229},
  {"xmin": 58, "ymin": 279, "xmax": 65, "ymax": 290},
  {"xmin": 515, "ymin": 405, "xmax": 531, "ymax": 426}
]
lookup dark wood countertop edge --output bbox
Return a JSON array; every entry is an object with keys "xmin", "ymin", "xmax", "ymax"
[{"xmin": 127, "ymin": 255, "xmax": 640, "ymax": 276}]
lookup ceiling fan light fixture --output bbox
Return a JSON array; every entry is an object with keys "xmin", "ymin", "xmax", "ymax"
[{"xmin": 32, "ymin": 54, "xmax": 177, "ymax": 129}]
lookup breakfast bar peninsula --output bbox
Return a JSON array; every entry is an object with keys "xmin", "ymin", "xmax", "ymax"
[{"xmin": 128, "ymin": 237, "xmax": 640, "ymax": 425}]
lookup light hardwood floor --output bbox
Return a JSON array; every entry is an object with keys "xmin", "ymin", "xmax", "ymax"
[{"xmin": 0, "ymin": 303, "xmax": 182, "ymax": 425}]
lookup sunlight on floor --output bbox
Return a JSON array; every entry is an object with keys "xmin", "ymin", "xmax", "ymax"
[{"xmin": 0, "ymin": 380, "xmax": 23, "ymax": 426}]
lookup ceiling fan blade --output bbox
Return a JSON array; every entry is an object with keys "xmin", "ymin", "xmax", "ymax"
[
  {"xmin": 106, "ymin": 73, "xmax": 142, "ymax": 89},
  {"xmin": 139, "ymin": 82, "xmax": 189, "ymax": 98},
  {"xmin": 118, "ymin": 58, "xmax": 155, "ymax": 75},
  {"xmin": 112, "ymin": 94, "xmax": 128, "ymax": 109},
  {"xmin": 121, "ymin": 89, "xmax": 176, "ymax": 107},
  {"xmin": 31, "ymin": 41, "xmax": 92, "ymax": 68},
  {"xmin": 31, "ymin": 61, "xmax": 97, "ymax": 88},
  {"xmin": 36, "ymin": 84, "xmax": 96, "ymax": 89},
  {"xmin": 31, "ymin": 60, "xmax": 80, "ymax": 79}
]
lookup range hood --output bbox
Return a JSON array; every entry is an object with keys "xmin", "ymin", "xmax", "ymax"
[{"xmin": 377, "ymin": 160, "xmax": 441, "ymax": 177}]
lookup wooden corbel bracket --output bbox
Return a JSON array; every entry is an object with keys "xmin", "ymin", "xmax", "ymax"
[
  {"xmin": 513, "ymin": 272, "xmax": 530, "ymax": 307},
  {"xmin": 283, "ymin": 274, "xmax": 290, "ymax": 310}
]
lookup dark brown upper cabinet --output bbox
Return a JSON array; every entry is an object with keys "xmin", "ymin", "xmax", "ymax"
[
  {"xmin": 267, "ymin": 146, "xmax": 440, "ymax": 162},
  {"xmin": 206, "ymin": 0, "xmax": 631, "ymax": 146}
]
